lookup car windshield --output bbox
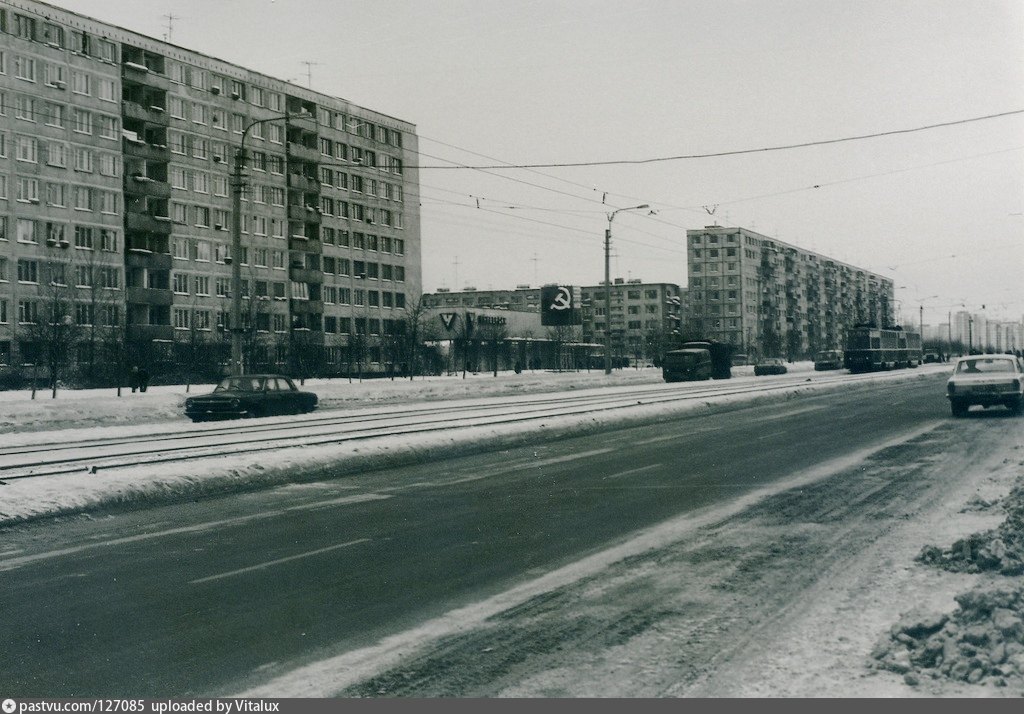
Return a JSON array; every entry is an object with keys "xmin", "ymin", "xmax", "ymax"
[
  {"xmin": 955, "ymin": 359, "xmax": 1015, "ymax": 375},
  {"xmin": 214, "ymin": 376, "xmax": 266, "ymax": 392},
  {"xmin": 816, "ymin": 351, "xmax": 837, "ymax": 360}
]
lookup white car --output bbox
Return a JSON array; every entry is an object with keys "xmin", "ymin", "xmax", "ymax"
[{"xmin": 946, "ymin": 354, "xmax": 1024, "ymax": 417}]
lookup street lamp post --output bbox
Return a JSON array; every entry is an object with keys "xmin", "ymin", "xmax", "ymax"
[
  {"xmin": 604, "ymin": 204, "xmax": 648, "ymax": 374},
  {"xmin": 228, "ymin": 110, "xmax": 312, "ymax": 375}
]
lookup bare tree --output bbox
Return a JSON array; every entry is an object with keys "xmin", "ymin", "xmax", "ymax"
[{"xmin": 23, "ymin": 256, "xmax": 80, "ymax": 398}]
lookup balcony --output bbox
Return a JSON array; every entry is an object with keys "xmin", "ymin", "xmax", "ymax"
[
  {"xmin": 127, "ymin": 287, "xmax": 174, "ymax": 307},
  {"xmin": 287, "ymin": 174, "xmax": 319, "ymax": 193},
  {"xmin": 290, "ymin": 236, "xmax": 321, "ymax": 253},
  {"xmin": 126, "ymin": 212, "xmax": 173, "ymax": 234},
  {"xmin": 127, "ymin": 251, "xmax": 173, "ymax": 271},
  {"xmin": 288, "ymin": 204, "xmax": 322, "ymax": 224},
  {"xmin": 123, "ymin": 139, "xmax": 169, "ymax": 162},
  {"xmin": 286, "ymin": 142, "xmax": 319, "ymax": 163},
  {"xmin": 290, "ymin": 299, "xmax": 324, "ymax": 315},
  {"xmin": 124, "ymin": 175, "xmax": 172, "ymax": 199},
  {"xmin": 122, "ymin": 64, "xmax": 171, "ymax": 90},
  {"xmin": 289, "ymin": 267, "xmax": 323, "ymax": 284},
  {"xmin": 122, "ymin": 101, "xmax": 170, "ymax": 126}
]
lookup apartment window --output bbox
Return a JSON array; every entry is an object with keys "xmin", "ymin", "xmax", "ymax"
[
  {"xmin": 46, "ymin": 183, "xmax": 66, "ymax": 207},
  {"xmin": 14, "ymin": 56, "xmax": 35, "ymax": 82},
  {"xmin": 173, "ymin": 272, "xmax": 189, "ymax": 294},
  {"xmin": 212, "ymin": 108, "xmax": 227, "ymax": 131},
  {"xmin": 97, "ymin": 78, "xmax": 116, "ymax": 102},
  {"xmin": 195, "ymin": 206, "xmax": 210, "ymax": 227},
  {"xmin": 14, "ymin": 94, "xmax": 35, "ymax": 120},
  {"xmin": 195, "ymin": 276, "xmax": 210, "ymax": 296},
  {"xmin": 17, "ymin": 220, "xmax": 37, "ymax": 244},
  {"xmin": 100, "ymin": 229, "xmax": 117, "ymax": 252},
  {"xmin": 45, "ymin": 221, "xmax": 65, "ymax": 246},
  {"xmin": 74, "ymin": 147, "xmax": 93, "ymax": 172},
  {"xmin": 74, "ymin": 226, "xmax": 94, "ymax": 249},
  {"xmin": 15, "ymin": 135, "xmax": 37, "ymax": 163},
  {"xmin": 169, "ymin": 97, "xmax": 186, "ymax": 119},
  {"xmin": 72, "ymin": 72, "xmax": 91, "ymax": 95},
  {"xmin": 192, "ymin": 138, "xmax": 209, "ymax": 159},
  {"xmin": 75, "ymin": 265, "xmax": 93, "ymax": 288},
  {"xmin": 173, "ymin": 308, "xmax": 190, "ymax": 330},
  {"xmin": 72, "ymin": 108, "xmax": 92, "ymax": 134},
  {"xmin": 16, "ymin": 177, "xmax": 38, "ymax": 203},
  {"xmin": 195, "ymin": 240, "xmax": 211, "ymax": 261},
  {"xmin": 98, "ymin": 115, "xmax": 118, "ymax": 140},
  {"xmin": 192, "ymin": 172, "xmax": 210, "ymax": 194},
  {"xmin": 74, "ymin": 186, "xmax": 93, "ymax": 211},
  {"xmin": 213, "ymin": 177, "xmax": 228, "ymax": 197},
  {"xmin": 19, "ymin": 300, "xmax": 39, "ymax": 324},
  {"xmin": 17, "ymin": 259, "xmax": 39, "ymax": 283},
  {"xmin": 268, "ymin": 124, "xmax": 283, "ymax": 144},
  {"xmin": 215, "ymin": 277, "xmax": 230, "ymax": 297},
  {"xmin": 192, "ymin": 103, "xmax": 208, "ymax": 125}
]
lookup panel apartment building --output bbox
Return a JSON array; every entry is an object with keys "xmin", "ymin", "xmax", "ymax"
[
  {"xmin": 423, "ymin": 279, "xmax": 685, "ymax": 361},
  {"xmin": 686, "ymin": 226, "xmax": 895, "ymax": 358},
  {"xmin": 0, "ymin": 0, "xmax": 421, "ymax": 379}
]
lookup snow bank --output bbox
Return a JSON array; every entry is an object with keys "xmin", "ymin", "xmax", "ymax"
[{"xmin": 0, "ymin": 364, "xmax": 946, "ymax": 526}]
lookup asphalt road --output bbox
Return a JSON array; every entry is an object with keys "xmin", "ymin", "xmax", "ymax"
[{"xmin": 0, "ymin": 372, "xmax": 955, "ymax": 696}]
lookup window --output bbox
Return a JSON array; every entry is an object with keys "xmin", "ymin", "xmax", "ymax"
[
  {"xmin": 100, "ymin": 229, "xmax": 117, "ymax": 252},
  {"xmin": 17, "ymin": 220, "xmax": 37, "ymax": 244},
  {"xmin": 46, "ymin": 183, "xmax": 66, "ymax": 207},
  {"xmin": 72, "ymin": 108, "xmax": 92, "ymax": 134},
  {"xmin": 74, "ymin": 147, "xmax": 93, "ymax": 172},
  {"xmin": 16, "ymin": 177, "xmax": 38, "ymax": 203},
  {"xmin": 72, "ymin": 71, "xmax": 91, "ymax": 95},
  {"xmin": 97, "ymin": 78, "xmax": 116, "ymax": 102},
  {"xmin": 195, "ymin": 276, "xmax": 210, "ymax": 296},
  {"xmin": 173, "ymin": 273, "xmax": 189, "ymax": 294},
  {"xmin": 169, "ymin": 97, "xmax": 186, "ymax": 119},
  {"xmin": 192, "ymin": 102, "xmax": 207, "ymax": 125},
  {"xmin": 75, "ymin": 265, "xmax": 93, "ymax": 288},
  {"xmin": 74, "ymin": 225, "xmax": 94, "ymax": 249},
  {"xmin": 18, "ymin": 300, "xmax": 38, "ymax": 324},
  {"xmin": 14, "ymin": 56, "xmax": 35, "ymax": 82},
  {"xmin": 173, "ymin": 308, "xmax": 190, "ymax": 330},
  {"xmin": 98, "ymin": 115, "xmax": 119, "ymax": 140},
  {"xmin": 74, "ymin": 186, "xmax": 93, "ymax": 211},
  {"xmin": 16, "ymin": 135, "xmax": 37, "ymax": 162},
  {"xmin": 17, "ymin": 259, "xmax": 39, "ymax": 283}
]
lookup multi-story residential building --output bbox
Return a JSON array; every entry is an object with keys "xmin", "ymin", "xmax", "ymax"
[
  {"xmin": 0, "ymin": 0, "xmax": 420, "ymax": 381},
  {"xmin": 686, "ymin": 226, "xmax": 895, "ymax": 359},
  {"xmin": 423, "ymin": 279, "xmax": 685, "ymax": 362}
]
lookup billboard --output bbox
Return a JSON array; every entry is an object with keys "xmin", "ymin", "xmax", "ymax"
[{"xmin": 541, "ymin": 285, "xmax": 582, "ymax": 326}]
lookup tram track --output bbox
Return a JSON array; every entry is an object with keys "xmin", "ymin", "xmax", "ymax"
[{"xmin": 0, "ymin": 369, "xmax": 932, "ymax": 482}]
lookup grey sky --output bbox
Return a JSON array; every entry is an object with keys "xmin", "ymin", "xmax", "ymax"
[{"xmin": 50, "ymin": 0, "xmax": 1024, "ymax": 323}]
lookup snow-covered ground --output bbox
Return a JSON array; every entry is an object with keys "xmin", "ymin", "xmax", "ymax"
[{"xmin": 0, "ymin": 362, "xmax": 947, "ymax": 526}]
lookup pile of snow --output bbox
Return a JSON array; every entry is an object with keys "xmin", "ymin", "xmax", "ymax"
[
  {"xmin": 873, "ymin": 474, "xmax": 1024, "ymax": 688},
  {"xmin": 917, "ymin": 483, "xmax": 1024, "ymax": 576},
  {"xmin": 872, "ymin": 583, "xmax": 1024, "ymax": 688}
]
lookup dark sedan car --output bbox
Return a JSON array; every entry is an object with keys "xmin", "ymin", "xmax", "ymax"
[
  {"xmin": 185, "ymin": 374, "xmax": 318, "ymax": 422},
  {"xmin": 754, "ymin": 358, "xmax": 788, "ymax": 376}
]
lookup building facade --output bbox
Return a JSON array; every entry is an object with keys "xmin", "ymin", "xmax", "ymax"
[
  {"xmin": 423, "ymin": 279, "xmax": 685, "ymax": 363},
  {"xmin": 0, "ymin": 0, "xmax": 420, "ymax": 382},
  {"xmin": 686, "ymin": 226, "xmax": 895, "ymax": 359}
]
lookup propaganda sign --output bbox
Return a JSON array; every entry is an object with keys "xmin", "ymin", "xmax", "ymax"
[{"xmin": 541, "ymin": 284, "xmax": 581, "ymax": 326}]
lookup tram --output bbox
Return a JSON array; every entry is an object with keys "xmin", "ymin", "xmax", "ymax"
[{"xmin": 843, "ymin": 325, "xmax": 922, "ymax": 373}]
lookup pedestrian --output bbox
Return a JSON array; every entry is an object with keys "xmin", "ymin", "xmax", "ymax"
[
  {"xmin": 129, "ymin": 366, "xmax": 140, "ymax": 393},
  {"xmin": 138, "ymin": 367, "xmax": 150, "ymax": 393}
]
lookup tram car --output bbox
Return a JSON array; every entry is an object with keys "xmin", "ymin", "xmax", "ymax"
[{"xmin": 843, "ymin": 325, "xmax": 922, "ymax": 373}]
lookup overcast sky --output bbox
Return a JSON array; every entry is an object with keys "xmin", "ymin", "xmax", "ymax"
[{"xmin": 50, "ymin": 0, "xmax": 1024, "ymax": 323}]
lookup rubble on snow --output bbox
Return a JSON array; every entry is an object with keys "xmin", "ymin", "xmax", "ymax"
[{"xmin": 916, "ymin": 482, "xmax": 1024, "ymax": 576}]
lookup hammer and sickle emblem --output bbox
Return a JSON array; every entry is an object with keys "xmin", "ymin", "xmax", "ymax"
[{"xmin": 550, "ymin": 286, "xmax": 572, "ymax": 311}]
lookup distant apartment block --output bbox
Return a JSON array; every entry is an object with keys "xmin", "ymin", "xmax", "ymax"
[
  {"xmin": 686, "ymin": 226, "xmax": 895, "ymax": 358},
  {"xmin": 0, "ymin": 0, "xmax": 420, "ymax": 377},
  {"xmin": 423, "ymin": 278, "xmax": 685, "ymax": 361}
]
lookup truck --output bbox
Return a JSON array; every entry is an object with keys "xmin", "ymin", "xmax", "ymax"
[{"xmin": 662, "ymin": 340, "xmax": 733, "ymax": 382}]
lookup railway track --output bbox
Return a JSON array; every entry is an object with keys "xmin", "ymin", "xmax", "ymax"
[{"xmin": 0, "ymin": 370, "xmax": 932, "ymax": 482}]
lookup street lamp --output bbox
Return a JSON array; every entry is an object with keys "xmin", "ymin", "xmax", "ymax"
[
  {"xmin": 227, "ymin": 109, "xmax": 313, "ymax": 375},
  {"xmin": 604, "ymin": 204, "xmax": 648, "ymax": 374}
]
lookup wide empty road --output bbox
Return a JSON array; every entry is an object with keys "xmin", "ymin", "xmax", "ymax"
[{"xmin": 0, "ymin": 373, "xmax": 960, "ymax": 696}]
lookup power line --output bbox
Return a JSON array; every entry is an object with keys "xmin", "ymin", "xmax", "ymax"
[{"xmin": 408, "ymin": 110, "xmax": 1024, "ymax": 169}]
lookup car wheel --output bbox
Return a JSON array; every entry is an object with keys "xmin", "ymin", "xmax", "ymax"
[{"xmin": 950, "ymin": 400, "xmax": 969, "ymax": 418}]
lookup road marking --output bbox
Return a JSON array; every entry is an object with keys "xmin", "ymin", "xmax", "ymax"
[
  {"xmin": 190, "ymin": 538, "xmax": 370, "ymax": 585},
  {"xmin": 635, "ymin": 427, "xmax": 723, "ymax": 446},
  {"xmin": 757, "ymin": 431, "xmax": 788, "ymax": 440},
  {"xmin": 0, "ymin": 494, "xmax": 389, "ymax": 572},
  {"xmin": 602, "ymin": 464, "xmax": 662, "ymax": 480},
  {"xmin": 750, "ymin": 405, "xmax": 826, "ymax": 422}
]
